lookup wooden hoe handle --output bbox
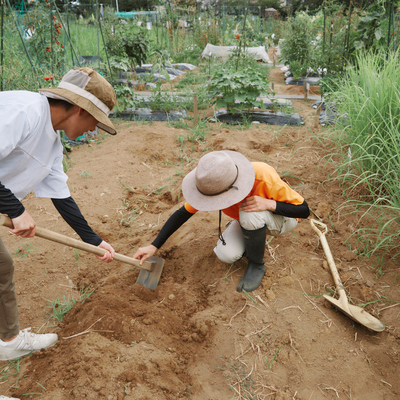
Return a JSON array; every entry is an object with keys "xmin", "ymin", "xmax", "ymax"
[{"xmin": 0, "ymin": 215, "xmax": 152, "ymax": 271}]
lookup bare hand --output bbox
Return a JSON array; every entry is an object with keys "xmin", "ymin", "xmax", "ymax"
[
  {"xmin": 96, "ymin": 240, "xmax": 115, "ymax": 263},
  {"xmin": 133, "ymin": 245, "xmax": 157, "ymax": 265},
  {"xmin": 240, "ymin": 196, "xmax": 276, "ymax": 213},
  {"xmin": 10, "ymin": 211, "xmax": 36, "ymax": 238}
]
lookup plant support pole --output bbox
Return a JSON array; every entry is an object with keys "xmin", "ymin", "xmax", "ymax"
[
  {"xmin": 96, "ymin": 0, "xmax": 100, "ymax": 70},
  {"xmin": 6, "ymin": 0, "xmax": 38, "ymax": 85},
  {"xmin": 51, "ymin": 0, "xmax": 81, "ymax": 67},
  {"xmin": 98, "ymin": 13, "xmax": 113, "ymax": 81}
]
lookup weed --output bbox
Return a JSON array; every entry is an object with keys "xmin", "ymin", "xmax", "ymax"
[
  {"xmin": 46, "ymin": 295, "xmax": 76, "ymax": 322},
  {"xmin": 36, "ymin": 382, "xmax": 47, "ymax": 391},
  {"xmin": 73, "ymin": 249, "xmax": 81, "ymax": 263},
  {"xmin": 0, "ymin": 357, "xmax": 25, "ymax": 386},
  {"xmin": 11, "ymin": 242, "xmax": 37, "ymax": 258},
  {"xmin": 80, "ymin": 171, "xmax": 92, "ymax": 178},
  {"xmin": 217, "ymin": 359, "xmax": 257, "ymax": 398},
  {"xmin": 46, "ymin": 281, "xmax": 96, "ymax": 322},
  {"xmin": 168, "ymin": 119, "xmax": 190, "ymax": 130},
  {"xmin": 62, "ymin": 157, "xmax": 72, "ymax": 173},
  {"xmin": 266, "ymin": 344, "xmax": 283, "ymax": 370},
  {"xmin": 177, "ymin": 134, "xmax": 185, "ymax": 152},
  {"xmin": 242, "ymin": 289, "xmax": 258, "ymax": 304},
  {"xmin": 119, "ymin": 179, "xmax": 135, "ymax": 194}
]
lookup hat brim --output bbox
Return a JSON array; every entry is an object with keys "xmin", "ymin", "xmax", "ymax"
[
  {"xmin": 182, "ymin": 151, "xmax": 255, "ymax": 211},
  {"xmin": 39, "ymin": 88, "xmax": 117, "ymax": 135}
]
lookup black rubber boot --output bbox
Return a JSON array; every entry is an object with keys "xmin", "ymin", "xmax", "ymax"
[{"xmin": 236, "ymin": 225, "xmax": 267, "ymax": 293}]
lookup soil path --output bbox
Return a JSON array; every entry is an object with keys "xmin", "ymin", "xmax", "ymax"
[{"xmin": 1, "ymin": 60, "xmax": 399, "ymax": 400}]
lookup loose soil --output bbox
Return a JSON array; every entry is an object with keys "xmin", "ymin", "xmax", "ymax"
[{"xmin": 1, "ymin": 59, "xmax": 399, "ymax": 400}]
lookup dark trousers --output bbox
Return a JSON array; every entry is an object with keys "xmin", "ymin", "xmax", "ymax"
[{"xmin": 0, "ymin": 235, "xmax": 20, "ymax": 339}]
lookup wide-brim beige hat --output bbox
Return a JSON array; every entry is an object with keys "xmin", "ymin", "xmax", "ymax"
[
  {"xmin": 182, "ymin": 150, "xmax": 255, "ymax": 211},
  {"xmin": 39, "ymin": 67, "xmax": 117, "ymax": 135}
]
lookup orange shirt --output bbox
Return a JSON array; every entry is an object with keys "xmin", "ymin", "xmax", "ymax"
[{"xmin": 184, "ymin": 162, "xmax": 304, "ymax": 220}]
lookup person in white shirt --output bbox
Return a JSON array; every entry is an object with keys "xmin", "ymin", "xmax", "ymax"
[{"xmin": 0, "ymin": 68, "xmax": 116, "ymax": 367}]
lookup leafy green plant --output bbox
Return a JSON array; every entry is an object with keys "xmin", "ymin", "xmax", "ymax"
[
  {"xmin": 171, "ymin": 44, "xmax": 202, "ymax": 65},
  {"xmin": 150, "ymin": 48, "xmax": 173, "ymax": 82},
  {"xmin": 280, "ymin": 12, "xmax": 313, "ymax": 67},
  {"xmin": 147, "ymin": 91, "xmax": 184, "ymax": 112},
  {"xmin": 207, "ymin": 67, "xmax": 268, "ymax": 113},
  {"xmin": 353, "ymin": 1, "xmax": 389, "ymax": 52},
  {"xmin": 123, "ymin": 30, "xmax": 150, "ymax": 67},
  {"xmin": 22, "ymin": 2, "xmax": 66, "ymax": 76},
  {"xmin": 319, "ymin": 71, "xmax": 344, "ymax": 100},
  {"xmin": 104, "ymin": 23, "xmax": 150, "ymax": 68},
  {"xmin": 289, "ymin": 60, "xmax": 305, "ymax": 80},
  {"xmin": 114, "ymin": 85, "xmax": 143, "ymax": 113}
]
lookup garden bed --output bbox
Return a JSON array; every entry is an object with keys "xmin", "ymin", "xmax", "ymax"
[{"xmin": 210, "ymin": 109, "xmax": 303, "ymax": 126}]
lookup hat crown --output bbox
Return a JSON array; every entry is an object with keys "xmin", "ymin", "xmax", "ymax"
[
  {"xmin": 60, "ymin": 68, "xmax": 116, "ymax": 111},
  {"xmin": 195, "ymin": 152, "xmax": 238, "ymax": 196}
]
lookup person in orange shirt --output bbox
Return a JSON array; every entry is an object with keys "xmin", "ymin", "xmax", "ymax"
[{"xmin": 133, "ymin": 151, "xmax": 309, "ymax": 292}]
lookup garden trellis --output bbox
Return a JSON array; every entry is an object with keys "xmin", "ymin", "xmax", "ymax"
[
  {"xmin": 0, "ymin": 0, "xmax": 112, "ymax": 91},
  {"xmin": 0, "ymin": 1, "xmax": 283, "ymax": 92}
]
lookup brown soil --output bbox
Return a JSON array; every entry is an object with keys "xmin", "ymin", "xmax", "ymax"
[{"xmin": 1, "ymin": 60, "xmax": 400, "ymax": 400}]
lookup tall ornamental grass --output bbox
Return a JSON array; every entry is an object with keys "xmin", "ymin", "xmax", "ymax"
[{"xmin": 330, "ymin": 50, "xmax": 400, "ymax": 268}]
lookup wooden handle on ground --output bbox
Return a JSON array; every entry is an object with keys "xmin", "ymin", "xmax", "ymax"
[
  {"xmin": 309, "ymin": 219, "xmax": 347, "ymax": 296},
  {"xmin": 0, "ymin": 215, "xmax": 152, "ymax": 271}
]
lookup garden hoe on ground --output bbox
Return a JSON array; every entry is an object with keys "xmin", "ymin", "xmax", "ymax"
[
  {"xmin": 310, "ymin": 219, "xmax": 385, "ymax": 332},
  {"xmin": 0, "ymin": 215, "xmax": 164, "ymax": 289}
]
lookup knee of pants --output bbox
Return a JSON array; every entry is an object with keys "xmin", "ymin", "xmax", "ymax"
[
  {"xmin": 239, "ymin": 210, "xmax": 267, "ymax": 231},
  {"xmin": 213, "ymin": 220, "xmax": 245, "ymax": 264}
]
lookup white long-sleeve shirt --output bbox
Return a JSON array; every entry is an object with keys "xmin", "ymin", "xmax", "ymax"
[{"xmin": 0, "ymin": 91, "xmax": 70, "ymax": 200}]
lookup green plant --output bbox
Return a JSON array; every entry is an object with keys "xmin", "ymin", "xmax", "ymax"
[
  {"xmin": 216, "ymin": 359, "xmax": 257, "ymax": 397},
  {"xmin": 280, "ymin": 12, "xmax": 313, "ymax": 67},
  {"xmin": 329, "ymin": 49, "xmax": 400, "ymax": 264},
  {"xmin": 123, "ymin": 30, "xmax": 150, "ymax": 67},
  {"xmin": 147, "ymin": 91, "xmax": 184, "ymax": 112},
  {"xmin": 11, "ymin": 242, "xmax": 37, "ymax": 258},
  {"xmin": 318, "ymin": 72, "xmax": 344, "ymax": 100},
  {"xmin": 46, "ymin": 295, "xmax": 76, "ymax": 322},
  {"xmin": 172, "ymin": 44, "xmax": 202, "ymax": 65},
  {"xmin": 207, "ymin": 67, "xmax": 268, "ymax": 113},
  {"xmin": 289, "ymin": 60, "xmax": 305, "ymax": 80},
  {"xmin": 46, "ymin": 281, "xmax": 96, "ymax": 322},
  {"xmin": 0, "ymin": 357, "xmax": 24, "ymax": 386},
  {"xmin": 353, "ymin": 1, "xmax": 390, "ymax": 52},
  {"xmin": 150, "ymin": 48, "xmax": 172, "ymax": 82},
  {"xmin": 80, "ymin": 171, "xmax": 92, "ymax": 178},
  {"xmin": 266, "ymin": 344, "xmax": 283, "ymax": 370},
  {"xmin": 22, "ymin": 2, "xmax": 66, "ymax": 76},
  {"xmin": 114, "ymin": 85, "xmax": 143, "ymax": 114}
]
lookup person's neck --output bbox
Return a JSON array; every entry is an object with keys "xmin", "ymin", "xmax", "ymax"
[{"xmin": 49, "ymin": 104, "xmax": 77, "ymax": 131}]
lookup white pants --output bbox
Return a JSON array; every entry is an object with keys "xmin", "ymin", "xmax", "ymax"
[{"xmin": 213, "ymin": 210, "xmax": 298, "ymax": 264}]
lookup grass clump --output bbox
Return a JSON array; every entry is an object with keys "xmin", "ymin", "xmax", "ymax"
[
  {"xmin": 329, "ymin": 49, "xmax": 400, "ymax": 267},
  {"xmin": 46, "ymin": 281, "xmax": 96, "ymax": 322}
]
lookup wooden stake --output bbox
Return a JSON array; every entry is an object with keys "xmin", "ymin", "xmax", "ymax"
[{"xmin": 304, "ymin": 80, "xmax": 308, "ymax": 100}]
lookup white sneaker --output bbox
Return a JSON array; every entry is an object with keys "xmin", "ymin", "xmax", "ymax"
[
  {"xmin": 0, "ymin": 328, "xmax": 58, "ymax": 361},
  {"xmin": 0, "ymin": 396, "xmax": 21, "ymax": 399}
]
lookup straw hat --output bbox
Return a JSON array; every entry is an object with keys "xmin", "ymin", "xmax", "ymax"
[
  {"xmin": 182, "ymin": 151, "xmax": 255, "ymax": 211},
  {"xmin": 39, "ymin": 68, "xmax": 117, "ymax": 135}
]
